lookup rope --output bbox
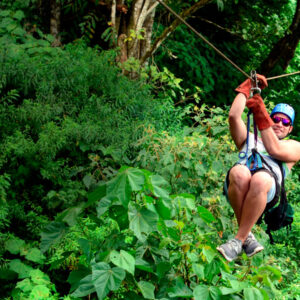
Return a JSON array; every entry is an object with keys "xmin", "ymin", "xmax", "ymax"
[
  {"xmin": 266, "ymin": 71, "xmax": 300, "ymax": 81},
  {"xmin": 156, "ymin": 0, "xmax": 251, "ymax": 79},
  {"xmin": 156, "ymin": 0, "xmax": 300, "ymax": 82}
]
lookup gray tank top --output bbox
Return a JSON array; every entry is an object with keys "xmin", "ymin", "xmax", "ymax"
[{"xmin": 238, "ymin": 133, "xmax": 289, "ymax": 184}]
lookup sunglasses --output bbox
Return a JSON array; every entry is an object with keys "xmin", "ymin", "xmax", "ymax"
[{"xmin": 271, "ymin": 116, "xmax": 291, "ymax": 127}]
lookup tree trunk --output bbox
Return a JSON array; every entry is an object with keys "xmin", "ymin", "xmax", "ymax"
[
  {"xmin": 50, "ymin": 0, "xmax": 62, "ymax": 47},
  {"xmin": 140, "ymin": 0, "xmax": 213, "ymax": 64},
  {"xmin": 110, "ymin": 0, "xmax": 212, "ymax": 64},
  {"xmin": 259, "ymin": 0, "xmax": 300, "ymax": 75}
]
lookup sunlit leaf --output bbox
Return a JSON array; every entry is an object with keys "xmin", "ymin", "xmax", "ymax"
[
  {"xmin": 137, "ymin": 281, "xmax": 155, "ymax": 299},
  {"xmin": 110, "ymin": 250, "xmax": 135, "ymax": 275},
  {"xmin": 5, "ymin": 238, "xmax": 25, "ymax": 255},
  {"xmin": 197, "ymin": 206, "xmax": 216, "ymax": 223},
  {"xmin": 25, "ymin": 248, "xmax": 46, "ymax": 264},
  {"xmin": 244, "ymin": 287, "xmax": 264, "ymax": 300},
  {"xmin": 128, "ymin": 204, "xmax": 158, "ymax": 241},
  {"xmin": 92, "ymin": 262, "xmax": 125, "ymax": 300}
]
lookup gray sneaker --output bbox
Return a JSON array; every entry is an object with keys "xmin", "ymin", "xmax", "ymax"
[
  {"xmin": 217, "ymin": 238, "xmax": 242, "ymax": 262},
  {"xmin": 243, "ymin": 232, "xmax": 264, "ymax": 257}
]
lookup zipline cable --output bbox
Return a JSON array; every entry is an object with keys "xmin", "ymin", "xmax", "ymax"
[
  {"xmin": 156, "ymin": 0, "xmax": 251, "ymax": 79},
  {"xmin": 156, "ymin": 0, "xmax": 300, "ymax": 81},
  {"xmin": 266, "ymin": 70, "xmax": 300, "ymax": 81}
]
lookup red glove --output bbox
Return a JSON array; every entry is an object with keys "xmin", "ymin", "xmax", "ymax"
[
  {"xmin": 246, "ymin": 94, "xmax": 274, "ymax": 130},
  {"xmin": 235, "ymin": 74, "xmax": 268, "ymax": 99}
]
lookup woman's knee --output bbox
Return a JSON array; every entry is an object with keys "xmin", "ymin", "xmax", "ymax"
[
  {"xmin": 250, "ymin": 172, "xmax": 273, "ymax": 194},
  {"xmin": 229, "ymin": 165, "xmax": 251, "ymax": 187}
]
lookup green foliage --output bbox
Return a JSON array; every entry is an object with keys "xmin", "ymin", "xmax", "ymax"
[{"xmin": 38, "ymin": 162, "xmax": 291, "ymax": 299}]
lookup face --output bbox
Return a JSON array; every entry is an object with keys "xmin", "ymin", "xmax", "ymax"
[{"xmin": 271, "ymin": 113, "xmax": 293, "ymax": 139}]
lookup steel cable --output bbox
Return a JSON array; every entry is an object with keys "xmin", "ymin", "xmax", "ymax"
[{"xmin": 156, "ymin": 0, "xmax": 299, "ymax": 81}]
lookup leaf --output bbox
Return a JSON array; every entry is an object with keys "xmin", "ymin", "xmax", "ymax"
[
  {"xmin": 137, "ymin": 281, "xmax": 155, "ymax": 299},
  {"xmin": 13, "ymin": 10, "xmax": 25, "ymax": 21},
  {"xmin": 126, "ymin": 168, "xmax": 145, "ymax": 191},
  {"xmin": 209, "ymin": 286, "xmax": 222, "ymax": 300},
  {"xmin": 110, "ymin": 250, "xmax": 135, "ymax": 275},
  {"xmin": 78, "ymin": 239, "xmax": 92, "ymax": 262},
  {"xmin": 40, "ymin": 221, "xmax": 69, "ymax": 253},
  {"xmin": 86, "ymin": 184, "xmax": 106, "ymax": 207},
  {"xmin": 204, "ymin": 259, "xmax": 220, "ymax": 283},
  {"xmin": 150, "ymin": 174, "xmax": 170, "ymax": 198},
  {"xmin": 107, "ymin": 169, "xmax": 132, "ymax": 207},
  {"xmin": 67, "ymin": 264, "xmax": 91, "ymax": 293},
  {"xmin": 29, "ymin": 285, "xmax": 50, "ymax": 299},
  {"xmin": 156, "ymin": 261, "xmax": 171, "ymax": 279},
  {"xmin": 197, "ymin": 206, "xmax": 216, "ymax": 223},
  {"xmin": 92, "ymin": 262, "xmax": 125, "ymax": 300},
  {"xmin": 135, "ymin": 258, "xmax": 154, "ymax": 273},
  {"xmin": 57, "ymin": 203, "xmax": 85, "ymax": 226},
  {"xmin": 202, "ymin": 247, "xmax": 216, "ymax": 263},
  {"xmin": 192, "ymin": 264, "xmax": 205, "ymax": 280},
  {"xmin": 244, "ymin": 287, "xmax": 264, "ymax": 300},
  {"xmin": 16, "ymin": 278, "xmax": 33, "ymax": 293},
  {"xmin": 97, "ymin": 196, "xmax": 112, "ymax": 217},
  {"xmin": 83, "ymin": 174, "xmax": 95, "ymax": 189},
  {"xmin": 30, "ymin": 269, "xmax": 50, "ymax": 285},
  {"xmin": 9, "ymin": 259, "xmax": 33, "ymax": 279},
  {"xmin": 168, "ymin": 278, "xmax": 193, "ymax": 298},
  {"xmin": 155, "ymin": 198, "xmax": 172, "ymax": 220},
  {"xmin": 25, "ymin": 248, "xmax": 46, "ymax": 264},
  {"xmin": 71, "ymin": 274, "xmax": 96, "ymax": 298},
  {"xmin": 193, "ymin": 285, "xmax": 210, "ymax": 300},
  {"xmin": 128, "ymin": 204, "xmax": 158, "ymax": 241},
  {"xmin": 5, "ymin": 238, "xmax": 25, "ymax": 255}
]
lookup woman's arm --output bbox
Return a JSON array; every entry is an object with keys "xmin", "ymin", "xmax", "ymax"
[{"xmin": 228, "ymin": 93, "xmax": 247, "ymax": 150}]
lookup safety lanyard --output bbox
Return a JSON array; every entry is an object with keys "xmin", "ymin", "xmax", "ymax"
[{"xmin": 238, "ymin": 71, "xmax": 263, "ymax": 171}]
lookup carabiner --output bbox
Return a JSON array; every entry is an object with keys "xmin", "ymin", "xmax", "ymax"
[{"xmin": 249, "ymin": 70, "xmax": 261, "ymax": 98}]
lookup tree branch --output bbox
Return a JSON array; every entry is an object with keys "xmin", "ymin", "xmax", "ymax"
[
  {"xmin": 193, "ymin": 16, "xmax": 244, "ymax": 39},
  {"xmin": 140, "ymin": 0, "xmax": 213, "ymax": 64}
]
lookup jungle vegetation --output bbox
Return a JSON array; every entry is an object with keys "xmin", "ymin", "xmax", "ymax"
[{"xmin": 0, "ymin": 0, "xmax": 299, "ymax": 299}]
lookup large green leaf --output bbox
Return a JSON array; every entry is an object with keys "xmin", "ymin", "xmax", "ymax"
[
  {"xmin": 71, "ymin": 274, "xmax": 96, "ymax": 298},
  {"xmin": 5, "ymin": 238, "xmax": 25, "ymax": 255},
  {"xmin": 110, "ymin": 250, "xmax": 135, "ymax": 275},
  {"xmin": 30, "ymin": 269, "xmax": 50, "ymax": 285},
  {"xmin": 107, "ymin": 170, "xmax": 132, "ymax": 207},
  {"xmin": 197, "ymin": 206, "xmax": 216, "ymax": 223},
  {"xmin": 29, "ymin": 285, "xmax": 50, "ymax": 299},
  {"xmin": 40, "ymin": 221, "xmax": 69, "ymax": 253},
  {"xmin": 168, "ymin": 278, "xmax": 193, "ymax": 298},
  {"xmin": 135, "ymin": 258, "xmax": 154, "ymax": 274},
  {"xmin": 57, "ymin": 203, "xmax": 85, "ymax": 226},
  {"xmin": 9, "ymin": 259, "xmax": 33, "ymax": 279},
  {"xmin": 193, "ymin": 285, "xmax": 210, "ymax": 300},
  {"xmin": 244, "ymin": 287, "xmax": 264, "ymax": 300},
  {"xmin": 97, "ymin": 196, "xmax": 113, "ymax": 217},
  {"xmin": 155, "ymin": 198, "xmax": 172, "ymax": 220},
  {"xmin": 92, "ymin": 262, "xmax": 125, "ymax": 300},
  {"xmin": 137, "ymin": 281, "xmax": 155, "ymax": 299},
  {"xmin": 126, "ymin": 168, "xmax": 145, "ymax": 191},
  {"xmin": 86, "ymin": 184, "xmax": 106, "ymax": 207},
  {"xmin": 67, "ymin": 264, "xmax": 91, "ymax": 293},
  {"xmin": 150, "ymin": 174, "xmax": 170, "ymax": 198},
  {"xmin": 128, "ymin": 204, "xmax": 158, "ymax": 241},
  {"xmin": 25, "ymin": 248, "xmax": 46, "ymax": 264}
]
